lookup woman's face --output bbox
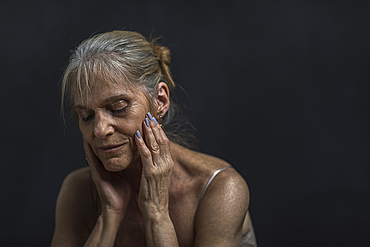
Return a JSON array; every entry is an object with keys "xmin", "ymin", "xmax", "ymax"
[{"xmin": 73, "ymin": 80, "xmax": 151, "ymax": 172}]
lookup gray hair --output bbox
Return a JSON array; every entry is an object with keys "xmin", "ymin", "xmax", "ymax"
[{"xmin": 61, "ymin": 30, "xmax": 196, "ymax": 148}]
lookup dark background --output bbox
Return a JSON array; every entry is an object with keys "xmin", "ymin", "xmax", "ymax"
[{"xmin": 1, "ymin": 0, "xmax": 369, "ymax": 246}]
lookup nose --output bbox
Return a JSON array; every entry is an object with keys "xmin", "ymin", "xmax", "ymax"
[{"xmin": 94, "ymin": 112, "xmax": 114, "ymax": 138}]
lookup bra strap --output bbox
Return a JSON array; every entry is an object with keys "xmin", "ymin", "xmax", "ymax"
[{"xmin": 198, "ymin": 166, "xmax": 231, "ymax": 207}]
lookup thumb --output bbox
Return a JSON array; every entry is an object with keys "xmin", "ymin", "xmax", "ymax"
[{"xmin": 83, "ymin": 136, "xmax": 107, "ymax": 181}]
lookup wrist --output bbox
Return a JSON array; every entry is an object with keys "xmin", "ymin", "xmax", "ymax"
[
  {"xmin": 101, "ymin": 209, "xmax": 125, "ymax": 225},
  {"xmin": 143, "ymin": 212, "xmax": 179, "ymax": 246},
  {"xmin": 143, "ymin": 210, "xmax": 171, "ymax": 225}
]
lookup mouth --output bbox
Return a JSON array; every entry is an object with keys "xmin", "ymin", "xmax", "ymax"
[{"xmin": 98, "ymin": 143, "xmax": 127, "ymax": 153}]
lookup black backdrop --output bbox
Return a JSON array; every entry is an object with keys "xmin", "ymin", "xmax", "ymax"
[{"xmin": 1, "ymin": 0, "xmax": 369, "ymax": 246}]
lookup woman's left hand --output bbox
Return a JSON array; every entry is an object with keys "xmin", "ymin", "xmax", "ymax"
[{"xmin": 135, "ymin": 113, "xmax": 174, "ymax": 219}]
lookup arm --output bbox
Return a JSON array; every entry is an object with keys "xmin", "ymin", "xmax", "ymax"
[
  {"xmin": 135, "ymin": 114, "xmax": 250, "ymax": 247},
  {"xmin": 82, "ymin": 213, "xmax": 122, "ymax": 247},
  {"xmin": 50, "ymin": 169, "xmax": 124, "ymax": 247},
  {"xmin": 194, "ymin": 168, "xmax": 250, "ymax": 247},
  {"xmin": 82, "ymin": 138, "xmax": 131, "ymax": 247},
  {"xmin": 51, "ymin": 140, "xmax": 131, "ymax": 247},
  {"xmin": 135, "ymin": 115, "xmax": 179, "ymax": 246}
]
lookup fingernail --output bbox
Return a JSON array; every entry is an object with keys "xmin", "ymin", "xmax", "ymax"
[
  {"xmin": 145, "ymin": 118, "xmax": 150, "ymax": 127},
  {"xmin": 136, "ymin": 130, "xmax": 141, "ymax": 138},
  {"xmin": 83, "ymin": 137, "xmax": 87, "ymax": 143},
  {"xmin": 147, "ymin": 112, "xmax": 153, "ymax": 121},
  {"xmin": 153, "ymin": 117, "xmax": 158, "ymax": 124}
]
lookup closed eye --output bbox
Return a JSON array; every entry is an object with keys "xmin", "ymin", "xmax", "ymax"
[
  {"xmin": 110, "ymin": 100, "xmax": 128, "ymax": 115},
  {"xmin": 82, "ymin": 114, "xmax": 95, "ymax": 122},
  {"xmin": 111, "ymin": 107, "xmax": 127, "ymax": 114},
  {"xmin": 76, "ymin": 109, "xmax": 95, "ymax": 123}
]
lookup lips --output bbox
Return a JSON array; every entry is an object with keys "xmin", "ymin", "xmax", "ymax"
[{"xmin": 97, "ymin": 143, "xmax": 127, "ymax": 152}]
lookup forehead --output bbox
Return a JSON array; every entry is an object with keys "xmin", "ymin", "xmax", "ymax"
[
  {"xmin": 72, "ymin": 79, "xmax": 143, "ymax": 107},
  {"xmin": 69, "ymin": 53, "xmax": 144, "ymax": 106}
]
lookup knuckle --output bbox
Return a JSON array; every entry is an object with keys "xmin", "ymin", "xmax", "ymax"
[
  {"xmin": 142, "ymin": 149, "xmax": 152, "ymax": 159},
  {"xmin": 157, "ymin": 136, "xmax": 168, "ymax": 146},
  {"xmin": 159, "ymin": 164, "xmax": 166, "ymax": 173},
  {"xmin": 150, "ymin": 143, "xmax": 160, "ymax": 153},
  {"xmin": 166, "ymin": 164, "xmax": 173, "ymax": 174},
  {"xmin": 148, "ymin": 167, "xmax": 159, "ymax": 177},
  {"xmin": 165, "ymin": 153, "xmax": 172, "ymax": 160}
]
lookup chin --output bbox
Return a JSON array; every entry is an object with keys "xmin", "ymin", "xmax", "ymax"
[
  {"xmin": 104, "ymin": 166, "xmax": 125, "ymax": 172},
  {"xmin": 102, "ymin": 157, "xmax": 130, "ymax": 172}
]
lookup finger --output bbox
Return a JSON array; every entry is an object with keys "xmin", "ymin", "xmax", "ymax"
[
  {"xmin": 146, "ymin": 112, "xmax": 170, "ymax": 156},
  {"xmin": 143, "ymin": 117, "xmax": 161, "ymax": 158},
  {"xmin": 150, "ymin": 116, "xmax": 170, "ymax": 154},
  {"xmin": 135, "ymin": 127, "xmax": 171, "ymax": 206},
  {"xmin": 135, "ymin": 129, "xmax": 154, "ymax": 168},
  {"xmin": 137, "ymin": 134, "xmax": 165, "ymax": 195},
  {"xmin": 146, "ymin": 114, "xmax": 173, "ymax": 180},
  {"xmin": 143, "ymin": 113, "xmax": 173, "ymax": 196}
]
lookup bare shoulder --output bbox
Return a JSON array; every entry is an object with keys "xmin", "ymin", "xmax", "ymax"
[
  {"xmin": 171, "ymin": 142, "xmax": 233, "ymax": 174},
  {"xmin": 57, "ymin": 167, "xmax": 93, "ymax": 210},
  {"xmin": 192, "ymin": 159, "xmax": 250, "ymax": 246},
  {"xmin": 61, "ymin": 166, "xmax": 92, "ymax": 190},
  {"xmin": 171, "ymin": 142, "xmax": 248, "ymax": 196},
  {"xmin": 51, "ymin": 167, "xmax": 94, "ymax": 247},
  {"xmin": 56, "ymin": 167, "xmax": 94, "ymax": 224},
  {"xmin": 197, "ymin": 166, "xmax": 250, "ymax": 214}
]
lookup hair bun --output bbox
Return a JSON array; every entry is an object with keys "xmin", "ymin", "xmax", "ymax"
[
  {"xmin": 151, "ymin": 44, "xmax": 175, "ymax": 89},
  {"xmin": 153, "ymin": 45, "xmax": 171, "ymax": 66}
]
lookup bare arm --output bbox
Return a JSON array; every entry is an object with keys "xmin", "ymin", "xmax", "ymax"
[
  {"xmin": 135, "ymin": 115, "xmax": 179, "ymax": 246},
  {"xmin": 81, "ymin": 138, "xmax": 131, "ymax": 246},
  {"xmin": 50, "ymin": 168, "xmax": 126, "ymax": 247},
  {"xmin": 51, "ymin": 138, "xmax": 131, "ymax": 247},
  {"xmin": 82, "ymin": 213, "xmax": 121, "ymax": 247},
  {"xmin": 135, "ymin": 114, "xmax": 251, "ymax": 247}
]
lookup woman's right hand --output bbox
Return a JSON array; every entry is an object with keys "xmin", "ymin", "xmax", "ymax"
[{"xmin": 83, "ymin": 138, "xmax": 131, "ymax": 219}]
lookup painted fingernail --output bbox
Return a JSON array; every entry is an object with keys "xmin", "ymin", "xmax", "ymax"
[
  {"xmin": 136, "ymin": 130, "xmax": 141, "ymax": 138},
  {"xmin": 83, "ymin": 137, "xmax": 87, "ymax": 143},
  {"xmin": 153, "ymin": 117, "xmax": 158, "ymax": 124},
  {"xmin": 145, "ymin": 118, "xmax": 150, "ymax": 127},
  {"xmin": 147, "ymin": 112, "xmax": 153, "ymax": 121}
]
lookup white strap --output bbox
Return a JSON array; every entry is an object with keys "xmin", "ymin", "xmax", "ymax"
[{"xmin": 198, "ymin": 166, "xmax": 231, "ymax": 207}]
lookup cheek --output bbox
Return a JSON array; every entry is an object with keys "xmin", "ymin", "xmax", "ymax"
[
  {"xmin": 115, "ymin": 118, "xmax": 140, "ymax": 137},
  {"xmin": 117, "ymin": 111, "xmax": 147, "ymax": 133},
  {"xmin": 78, "ymin": 122, "xmax": 91, "ymax": 139}
]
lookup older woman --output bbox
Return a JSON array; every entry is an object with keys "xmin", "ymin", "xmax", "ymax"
[{"xmin": 51, "ymin": 30, "xmax": 257, "ymax": 247}]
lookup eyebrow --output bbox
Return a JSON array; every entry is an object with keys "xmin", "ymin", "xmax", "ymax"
[{"xmin": 74, "ymin": 94, "xmax": 130, "ymax": 110}]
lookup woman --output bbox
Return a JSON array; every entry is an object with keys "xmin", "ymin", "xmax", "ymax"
[{"xmin": 51, "ymin": 30, "xmax": 257, "ymax": 247}]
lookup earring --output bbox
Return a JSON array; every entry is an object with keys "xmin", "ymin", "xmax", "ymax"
[{"xmin": 158, "ymin": 115, "xmax": 163, "ymax": 128}]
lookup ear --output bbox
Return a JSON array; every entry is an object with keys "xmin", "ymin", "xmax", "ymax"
[{"xmin": 155, "ymin": 82, "xmax": 170, "ymax": 117}]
